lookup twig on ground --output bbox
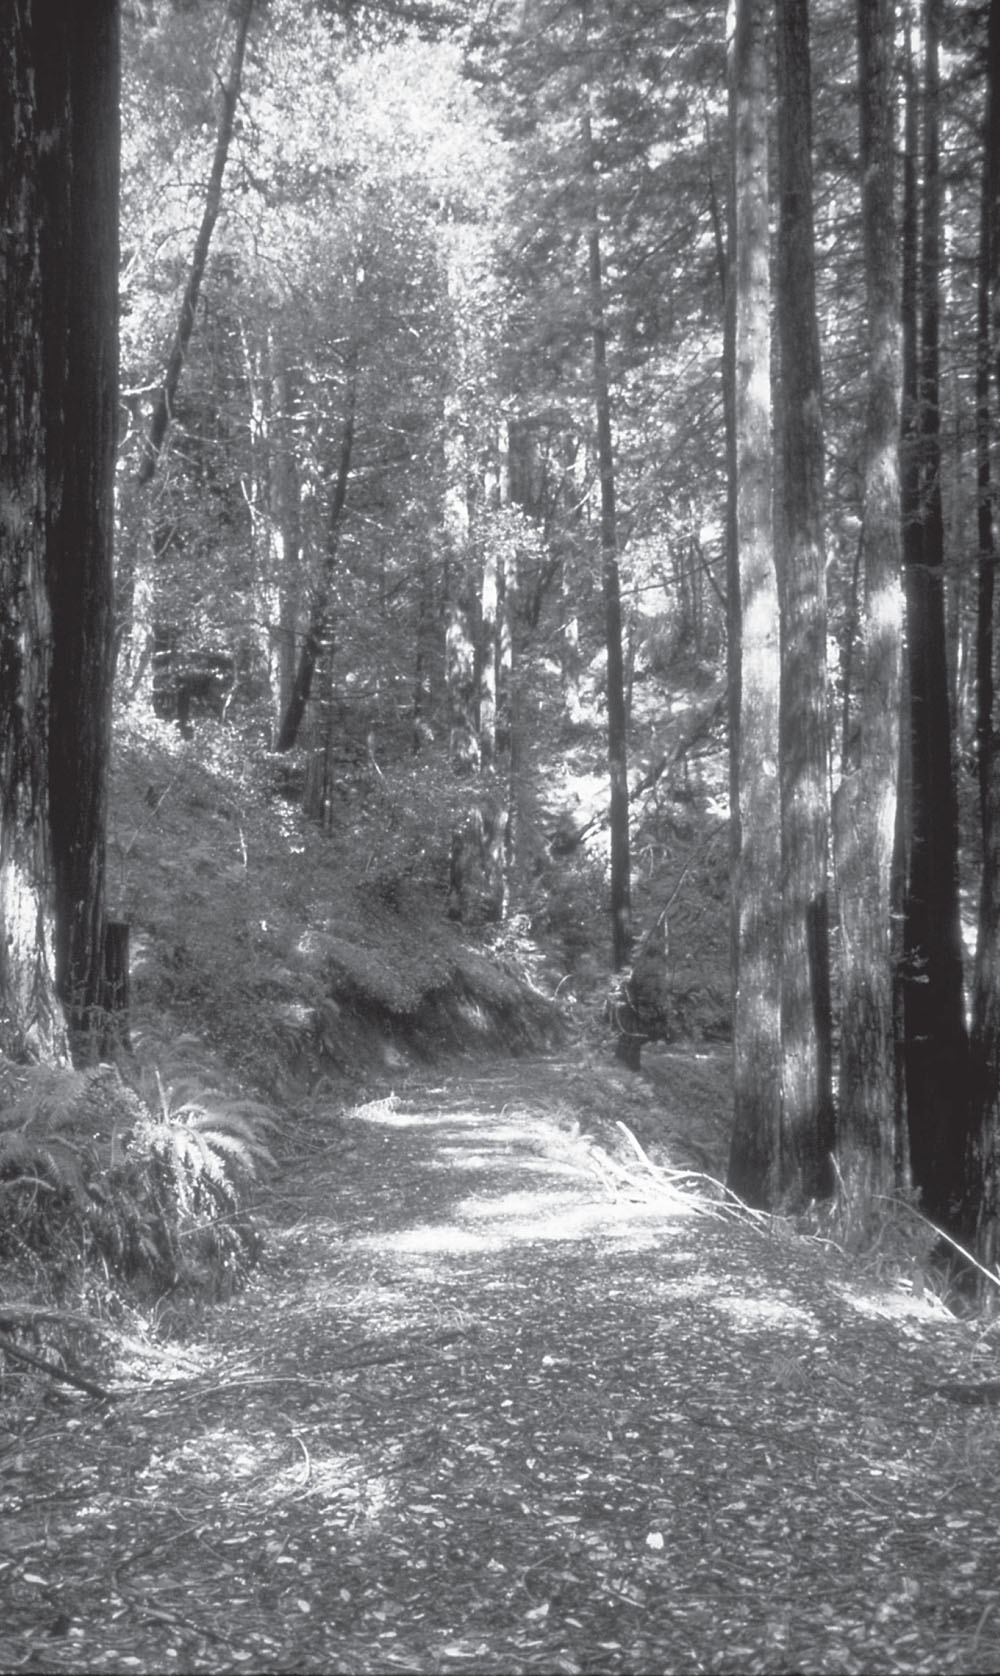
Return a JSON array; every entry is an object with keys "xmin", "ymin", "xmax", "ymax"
[{"xmin": 0, "ymin": 1328, "xmax": 111, "ymax": 1400}]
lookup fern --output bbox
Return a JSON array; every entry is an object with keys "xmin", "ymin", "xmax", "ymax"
[{"xmin": 0, "ymin": 1052, "xmax": 272, "ymax": 1300}]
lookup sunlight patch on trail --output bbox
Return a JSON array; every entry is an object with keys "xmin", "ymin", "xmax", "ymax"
[
  {"xmin": 357, "ymin": 1193, "xmax": 691, "ymax": 1258},
  {"xmin": 135, "ymin": 1423, "xmax": 394, "ymax": 1520},
  {"xmin": 708, "ymin": 1294, "xmax": 820, "ymax": 1333}
]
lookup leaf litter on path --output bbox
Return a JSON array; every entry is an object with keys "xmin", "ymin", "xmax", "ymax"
[{"xmin": 2, "ymin": 1051, "xmax": 1000, "ymax": 1674}]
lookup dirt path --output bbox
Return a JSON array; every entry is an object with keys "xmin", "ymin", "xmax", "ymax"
[{"xmin": 3, "ymin": 1054, "xmax": 1000, "ymax": 1674}]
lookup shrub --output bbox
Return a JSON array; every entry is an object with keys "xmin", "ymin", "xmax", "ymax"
[{"xmin": 0, "ymin": 1052, "xmax": 272, "ymax": 1302}]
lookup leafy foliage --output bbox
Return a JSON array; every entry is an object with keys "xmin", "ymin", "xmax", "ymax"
[{"xmin": 0, "ymin": 1051, "xmax": 271, "ymax": 1301}]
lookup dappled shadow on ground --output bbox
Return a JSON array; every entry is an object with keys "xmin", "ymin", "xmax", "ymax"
[{"xmin": 3, "ymin": 1053, "xmax": 1000, "ymax": 1674}]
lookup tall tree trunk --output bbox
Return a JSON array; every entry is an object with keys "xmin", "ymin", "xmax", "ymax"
[
  {"xmin": 479, "ymin": 523, "xmax": 499, "ymax": 774},
  {"xmin": 967, "ymin": 0, "xmax": 1000, "ymax": 1271},
  {"xmin": 37, "ymin": 0, "xmax": 119, "ymax": 1059},
  {"xmin": 136, "ymin": 0, "xmax": 253, "ymax": 488},
  {"xmin": 582, "ymin": 104, "xmax": 631, "ymax": 972},
  {"xmin": 724, "ymin": 0, "xmax": 741, "ymax": 991},
  {"xmin": 267, "ymin": 335, "xmax": 301, "ymax": 728},
  {"xmin": 773, "ymin": 0, "xmax": 834, "ymax": 1202},
  {"xmin": 0, "ymin": 0, "xmax": 67, "ymax": 1063},
  {"xmin": 276, "ymin": 351, "xmax": 358, "ymax": 752},
  {"xmin": 726, "ymin": 0, "xmax": 782, "ymax": 1209},
  {"xmin": 835, "ymin": 0, "xmax": 905, "ymax": 1202},
  {"xmin": 117, "ymin": 0, "xmax": 254, "ymax": 674},
  {"xmin": 902, "ymin": 0, "xmax": 970, "ymax": 1225}
]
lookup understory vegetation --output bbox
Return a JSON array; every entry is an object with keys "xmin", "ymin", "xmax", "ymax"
[
  {"xmin": 0, "ymin": 653, "xmax": 983, "ymax": 1419},
  {"xmin": 0, "ymin": 606, "xmax": 737, "ymax": 1399}
]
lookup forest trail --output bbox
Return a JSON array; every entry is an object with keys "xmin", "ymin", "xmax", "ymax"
[{"xmin": 3, "ymin": 1053, "xmax": 1000, "ymax": 1675}]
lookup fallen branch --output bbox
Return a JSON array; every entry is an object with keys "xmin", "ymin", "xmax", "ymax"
[
  {"xmin": 0, "ymin": 1329, "xmax": 110, "ymax": 1400},
  {"xmin": 613, "ymin": 1120, "xmax": 774, "ymax": 1227},
  {"xmin": 121, "ymin": 1328, "xmax": 473, "ymax": 1402}
]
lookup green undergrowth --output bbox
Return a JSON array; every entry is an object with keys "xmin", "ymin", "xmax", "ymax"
[
  {"xmin": 0, "ymin": 1043, "xmax": 273, "ymax": 1409},
  {"xmin": 110, "ymin": 711, "xmax": 563, "ymax": 1106},
  {"xmin": 0, "ymin": 665, "xmax": 732, "ymax": 1394}
]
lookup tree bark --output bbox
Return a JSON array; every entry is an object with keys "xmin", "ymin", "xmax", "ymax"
[
  {"xmin": 902, "ymin": 0, "xmax": 970, "ymax": 1225},
  {"xmin": 135, "ymin": 0, "xmax": 254, "ymax": 488},
  {"xmin": 967, "ymin": 0, "xmax": 1000, "ymax": 1271},
  {"xmin": 276, "ymin": 352, "xmax": 358, "ymax": 752},
  {"xmin": 0, "ymin": 0, "xmax": 67, "ymax": 1063},
  {"xmin": 36, "ymin": 0, "xmax": 119, "ymax": 1058},
  {"xmin": 773, "ymin": 0, "xmax": 834, "ymax": 1202},
  {"xmin": 726, "ymin": 0, "xmax": 782, "ymax": 1211},
  {"xmin": 834, "ymin": 0, "xmax": 905, "ymax": 1202},
  {"xmin": 117, "ymin": 0, "xmax": 254, "ymax": 675},
  {"xmin": 582, "ymin": 104, "xmax": 631, "ymax": 972}
]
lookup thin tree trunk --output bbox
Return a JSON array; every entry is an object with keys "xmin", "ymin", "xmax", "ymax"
[
  {"xmin": 136, "ymin": 0, "xmax": 253, "ymax": 487},
  {"xmin": 835, "ymin": 0, "xmax": 905, "ymax": 1202},
  {"xmin": 117, "ymin": 0, "xmax": 254, "ymax": 673},
  {"xmin": 774, "ymin": 0, "xmax": 834, "ymax": 1202},
  {"xmin": 581, "ymin": 104, "xmax": 631, "ymax": 972},
  {"xmin": 266, "ymin": 334, "xmax": 301, "ymax": 727},
  {"xmin": 276, "ymin": 352, "xmax": 358, "ymax": 752},
  {"xmin": 479, "ymin": 518, "xmax": 499, "ymax": 773},
  {"xmin": 726, "ymin": 0, "xmax": 782, "ymax": 1210}
]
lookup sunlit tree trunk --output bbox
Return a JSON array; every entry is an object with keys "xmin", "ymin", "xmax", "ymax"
[
  {"xmin": 773, "ymin": 0, "xmax": 834, "ymax": 1202},
  {"xmin": 117, "ymin": 0, "xmax": 254, "ymax": 682},
  {"xmin": 581, "ymin": 103, "xmax": 631, "ymax": 972},
  {"xmin": 266, "ymin": 335, "xmax": 301, "ymax": 729},
  {"xmin": 835, "ymin": 0, "xmax": 905, "ymax": 1201},
  {"xmin": 726, "ymin": 0, "xmax": 782, "ymax": 1209},
  {"xmin": 276, "ymin": 348, "xmax": 358, "ymax": 752},
  {"xmin": 479, "ymin": 526, "xmax": 499, "ymax": 774}
]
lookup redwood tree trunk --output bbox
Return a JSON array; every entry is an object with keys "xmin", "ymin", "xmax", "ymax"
[
  {"xmin": 774, "ymin": 0, "xmax": 834, "ymax": 1202},
  {"xmin": 726, "ymin": 0, "xmax": 782, "ymax": 1209},
  {"xmin": 0, "ymin": 0, "xmax": 66, "ymax": 1063},
  {"xmin": 834, "ymin": 0, "xmax": 905, "ymax": 1201},
  {"xmin": 277, "ymin": 354, "xmax": 358, "ymax": 752},
  {"xmin": 582, "ymin": 104, "xmax": 631, "ymax": 972},
  {"xmin": 902, "ymin": 0, "xmax": 970, "ymax": 1225},
  {"xmin": 967, "ymin": 0, "xmax": 1000, "ymax": 1269},
  {"xmin": 37, "ymin": 0, "xmax": 119, "ymax": 1056}
]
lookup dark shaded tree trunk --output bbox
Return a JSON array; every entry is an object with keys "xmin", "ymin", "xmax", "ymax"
[
  {"xmin": 967, "ymin": 0, "xmax": 1000, "ymax": 1272},
  {"xmin": 36, "ymin": 0, "xmax": 119, "ymax": 1059},
  {"xmin": 901, "ymin": 0, "xmax": 970, "ymax": 1225},
  {"xmin": 773, "ymin": 0, "xmax": 834, "ymax": 1203},
  {"xmin": 582, "ymin": 104, "xmax": 631, "ymax": 972},
  {"xmin": 254, "ymin": 330, "xmax": 301, "ymax": 732},
  {"xmin": 276, "ymin": 355, "xmax": 358, "ymax": 752},
  {"xmin": 613, "ymin": 910, "xmax": 670, "ymax": 1071},
  {"xmin": 0, "ymin": 0, "xmax": 67, "ymax": 1063},
  {"xmin": 726, "ymin": 0, "xmax": 782, "ymax": 1210},
  {"xmin": 834, "ymin": 0, "xmax": 905, "ymax": 1201}
]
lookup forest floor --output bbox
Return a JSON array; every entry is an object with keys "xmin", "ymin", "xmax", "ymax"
[{"xmin": 3, "ymin": 1049, "xmax": 1000, "ymax": 1676}]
